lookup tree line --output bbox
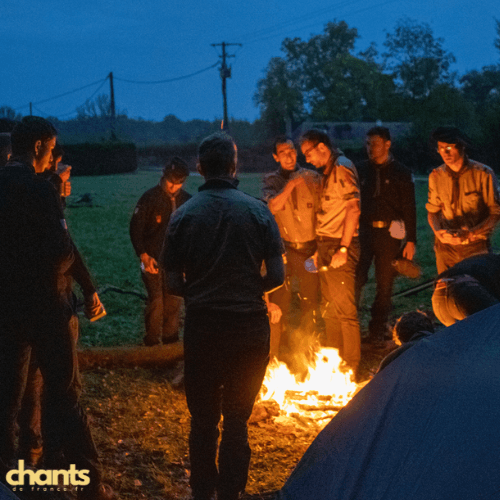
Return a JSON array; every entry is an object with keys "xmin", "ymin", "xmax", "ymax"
[
  {"xmin": 2, "ymin": 17, "xmax": 499, "ymax": 172},
  {"xmin": 255, "ymin": 17, "xmax": 500, "ymax": 171}
]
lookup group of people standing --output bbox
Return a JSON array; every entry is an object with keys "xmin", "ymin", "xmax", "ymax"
[
  {"xmin": 1, "ymin": 114, "xmax": 499, "ymax": 500},
  {"xmin": 261, "ymin": 125, "xmax": 500, "ymax": 373},
  {"xmin": 262, "ymin": 127, "xmax": 417, "ymax": 374}
]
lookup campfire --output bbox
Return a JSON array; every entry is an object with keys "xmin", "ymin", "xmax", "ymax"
[{"xmin": 258, "ymin": 346, "xmax": 359, "ymax": 427}]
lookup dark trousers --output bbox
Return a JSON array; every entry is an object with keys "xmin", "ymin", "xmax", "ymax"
[
  {"xmin": 432, "ymin": 275, "xmax": 499, "ymax": 326},
  {"xmin": 0, "ymin": 299, "xmax": 101, "ymax": 496},
  {"xmin": 317, "ymin": 238, "xmax": 360, "ymax": 370},
  {"xmin": 269, "ymin": 245, "xmax": 319, "ymax": 357},
  {"xmin": 17, "ymin": 313, "xmax": 80, "ymax": 464},
  {"xmin": 434, "ymin": 238, "xmax": 489, "ymax": 274},
  {"xmin": 142, "ymin": 269, "xmax": 182, "ymax": 345},
  {"xmin": 356, "ymin": 227, "xmax": 402, "ymax": 339},
  {"xmin": 183, "ymin": 310, "xmax": 270, "ymax": 500}
]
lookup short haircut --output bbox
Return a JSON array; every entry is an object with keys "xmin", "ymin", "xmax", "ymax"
[
  {"xmin": 272, "ymin": 135, "xmax": 295, "ymax": 155},
  {"xmin": 299, "ymin": 129, "xmax": 333, "ymax": 151},
  {"xmin": 393, "ymin": 311, "xmax": 434, "ymax": 344},
  {"xmin": 367, "ymin": 126, "xmax": 391, "ymax": 142},
  {"xmin": 163, "ymin": 156, "xmax": 190, "ymax": 183},
  {"xmin": 10, "ymin": 116, "xmax": 57, "ymax": 157},
  {"xmin": 198, "ymin": 132, "xmax": 236, "ymax": 177}
]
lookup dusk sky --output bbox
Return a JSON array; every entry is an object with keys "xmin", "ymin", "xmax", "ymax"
[{"xmin": 1, "ymin": 0, "xmax": 499, "ymax": 123}]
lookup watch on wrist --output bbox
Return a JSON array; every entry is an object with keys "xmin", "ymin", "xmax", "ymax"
[{"xmin": 339, "ymin": 245, "xmax": 348, "ymax": 254}]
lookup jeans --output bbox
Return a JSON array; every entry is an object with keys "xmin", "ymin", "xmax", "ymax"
[
  {"xmin": 356, "ymin": 226, "xmax": 402, "ymax": 339},
  {"xmin": 183, "ymin": 309, "xmax": 270, "ymax": 500},
  {"xmin": 0, "ymin": 296, "xmax": 101, "ymax": 496},
  {"xmin": 434, "ymin": 238, "xmax": 489, "ymax": 274},
  {"xmin": 142, "ymin": 269, "xmax": 183, "ymax": 345},
  {"xmin": 317, "ymin": 237, "xmax": 360, "ymax": 370},
  {"xmin": 269, "ymin": 244, "xmax": 319, "ymax": 356}
]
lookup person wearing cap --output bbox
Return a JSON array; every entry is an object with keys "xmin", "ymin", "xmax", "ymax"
[
  {"xmin": 262, "ymin": 135, "xmax": 321, "ymax": 358},
  {"xmin": 427, "ymin": 127, "xmax": 500, "ymax": 273},
  {"xmin": 130, "ymin": 157, "xmax": 191, "ymax": 346},
  {"xmin": 355, "ymin": 126, "xmax": 417, "ymax": 345},
  {"xmin": 300, "ymin": 129, "xmax": 361, "ymax": 374}
]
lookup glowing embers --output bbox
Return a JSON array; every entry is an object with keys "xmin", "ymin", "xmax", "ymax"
[{"xmin": 259, "ymin": 347, "xmax": 358, "ymax": 427}]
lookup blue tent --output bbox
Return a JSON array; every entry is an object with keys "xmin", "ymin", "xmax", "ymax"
[{"xmin": 279, "ymin": 304, "xmax": 500, "ymax": 500}]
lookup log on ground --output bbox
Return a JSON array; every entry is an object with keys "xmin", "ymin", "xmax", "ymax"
[{"xmin": 78, "ymin": 342, "xmax": 184, "ymax": 370}]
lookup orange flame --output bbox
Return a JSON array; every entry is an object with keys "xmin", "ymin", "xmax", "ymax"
[{"xmin": 259, "ymin": 347, "xmax": 358, "ymax": 426}]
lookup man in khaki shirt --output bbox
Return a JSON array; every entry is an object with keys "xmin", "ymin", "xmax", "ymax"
[
  {"xmin": 300, "ymin": 129, "xmax": 361, "ymax": 373},
  {"xmin": 426, "ymin": 127, "xmax": 500, "ymax": 273},
  {"xmin": 262, "ymin": 136, "xmax": 321, "ymax": 357}
]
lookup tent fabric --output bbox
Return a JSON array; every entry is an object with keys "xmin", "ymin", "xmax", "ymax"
[{"xmin": 279, "ymin": 304, "xmax": 500, "ymax": 500}]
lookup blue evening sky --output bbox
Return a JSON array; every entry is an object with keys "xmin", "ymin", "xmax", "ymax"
[{"xmin": 1, "ymin": 0, "xmax": 498, "ymax": 123}]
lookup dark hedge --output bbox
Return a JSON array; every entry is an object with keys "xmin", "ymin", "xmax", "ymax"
[{"xmin": 62, "ymin": 142, "xmax": 138, "ymax": 176}]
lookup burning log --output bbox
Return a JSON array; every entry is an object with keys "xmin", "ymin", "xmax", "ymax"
[
  {"xmin": 78, "ymin": 342, "xmax": 184, "ymax": 370},
  {"xmin": 297, "ymin": 404, "xmax": 343, "ymax": 412}
]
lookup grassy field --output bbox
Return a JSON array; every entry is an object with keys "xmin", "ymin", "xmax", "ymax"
[
  {"xmin": 68, "ymin": 168, "xmax": 474, "ymax": 346},
  {"xmin": 65, "ymin": 167, "xmax": 500, "ymax": 499}
]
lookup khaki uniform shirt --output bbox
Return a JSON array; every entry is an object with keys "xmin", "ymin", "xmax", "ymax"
[
  {"xmin": 262, "ymin": 167, "xmax": 321, "ymax": 243},
  {"xmin": 317, "ymin": 155, "xmax": 360, "ymax": 239},
  {"xmin": 426, "ymin": 159, "xmax": 500, "ymax": 234}
]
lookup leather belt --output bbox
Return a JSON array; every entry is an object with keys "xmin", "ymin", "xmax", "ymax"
[
  {"xmin": 372, "ymin": 221, "xmax": 389, "ymax": 228},
  {"xmin": 284, "ymin": 240, "xmax": 316, "ymax": 251}
]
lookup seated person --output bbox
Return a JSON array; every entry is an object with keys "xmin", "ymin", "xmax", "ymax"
[{"xmin": 378, "ymin": 311, "xmax": 435, "ymax": 372}]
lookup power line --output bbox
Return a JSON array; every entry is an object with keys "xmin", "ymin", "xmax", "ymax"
[
  {"xmin": 28, "ymin": 77, "xmax": 112, "ymax": 121},
  {"xmin": 114, "ymin": 62, "xmax": 219, "ymax": 84},
  {"xmin": 238, "ymin": 0, "xmax": 400, "ymax": 46},
  {"xmin": 14, "ymin": 77, "xmax": 108, "ymax": 111}
]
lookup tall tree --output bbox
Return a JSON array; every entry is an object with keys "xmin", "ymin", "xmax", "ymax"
[
  {"xmin": 383, "ymin": 18, "xmax": 456, "ymax": 100},
  {"xmin": 0, "ymin": 106, "xmax": 22, "ymax": 121},
  {"xmin": 76, "ymin": 94, "xmax": 113, "ymax": 119},
  {"xmin": 254, "ymin": 57, "xmax": 304, "ymax": 136},
  {"xmin": 460, "ymin": 66, "xmax": 500, "ymax": 113},
  {"xmin": 279, "ymin": 20, "xmax": 398, "ymax": 121}
]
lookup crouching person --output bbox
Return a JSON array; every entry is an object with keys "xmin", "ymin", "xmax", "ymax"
[
  {"xmin": 163, "ymin": 133, "xmax": 284, "ymax": 500},
  {"xmin": 432, "ymin": 253, "xmax": 500, "ymax": 326}
]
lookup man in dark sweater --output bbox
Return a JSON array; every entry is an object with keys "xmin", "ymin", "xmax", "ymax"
[
  {"xmin": 130, "ymin": 157, "xmax": 191, "ymax": 345},
  {"xmin": 355, "ymin": 126, "xmax": 417, "ymax": 344},
  {"xmin": 163, "ymin": 133, "xmax": 284, "ymax": 500},
  {"xmin": 432, "ymin": 253, "xmax": 500, "ymax": 326}
]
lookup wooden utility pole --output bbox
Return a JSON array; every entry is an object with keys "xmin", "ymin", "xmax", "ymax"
[
  {"xmin": 109, "ymin": 71, "xmax": 117, "ymax": 140},
  {"xmin": 211, "ymin": 42, "xmax": 241, "ymax": 131}
]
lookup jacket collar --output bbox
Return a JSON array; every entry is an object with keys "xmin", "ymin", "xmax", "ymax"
[{"xmin": 198, "ymin": 177, "xmax": 239, "ymax": 191}]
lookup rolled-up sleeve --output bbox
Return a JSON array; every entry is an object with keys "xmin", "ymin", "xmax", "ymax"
[{"xmin": 426, "ymin": 170, "xmax": 442, "ymax": 214}]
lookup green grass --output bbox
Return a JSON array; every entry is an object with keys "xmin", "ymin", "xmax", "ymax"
[
  {"xmin": 67, "ymin": 170, "xmax": 266, "ymax": 346},
  {"xmin": 67, "ymin": 169, "xmax": 500, "ymax": 346}
]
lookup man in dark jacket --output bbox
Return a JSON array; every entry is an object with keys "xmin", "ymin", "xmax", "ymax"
[
  {"xmin": 355, "ymin": 126, "xmax": 417, "ymax": 345},
  {"xmin": 0, "ymin": 117, "xmax": 112, "ymax": 500},
  {"xmin": 163, "ymin": 133, "xmax": 284, "ymax": 500},
  {"xmin": 130, "ymin": 157, "xmax": 191, "ymax": 346}
]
